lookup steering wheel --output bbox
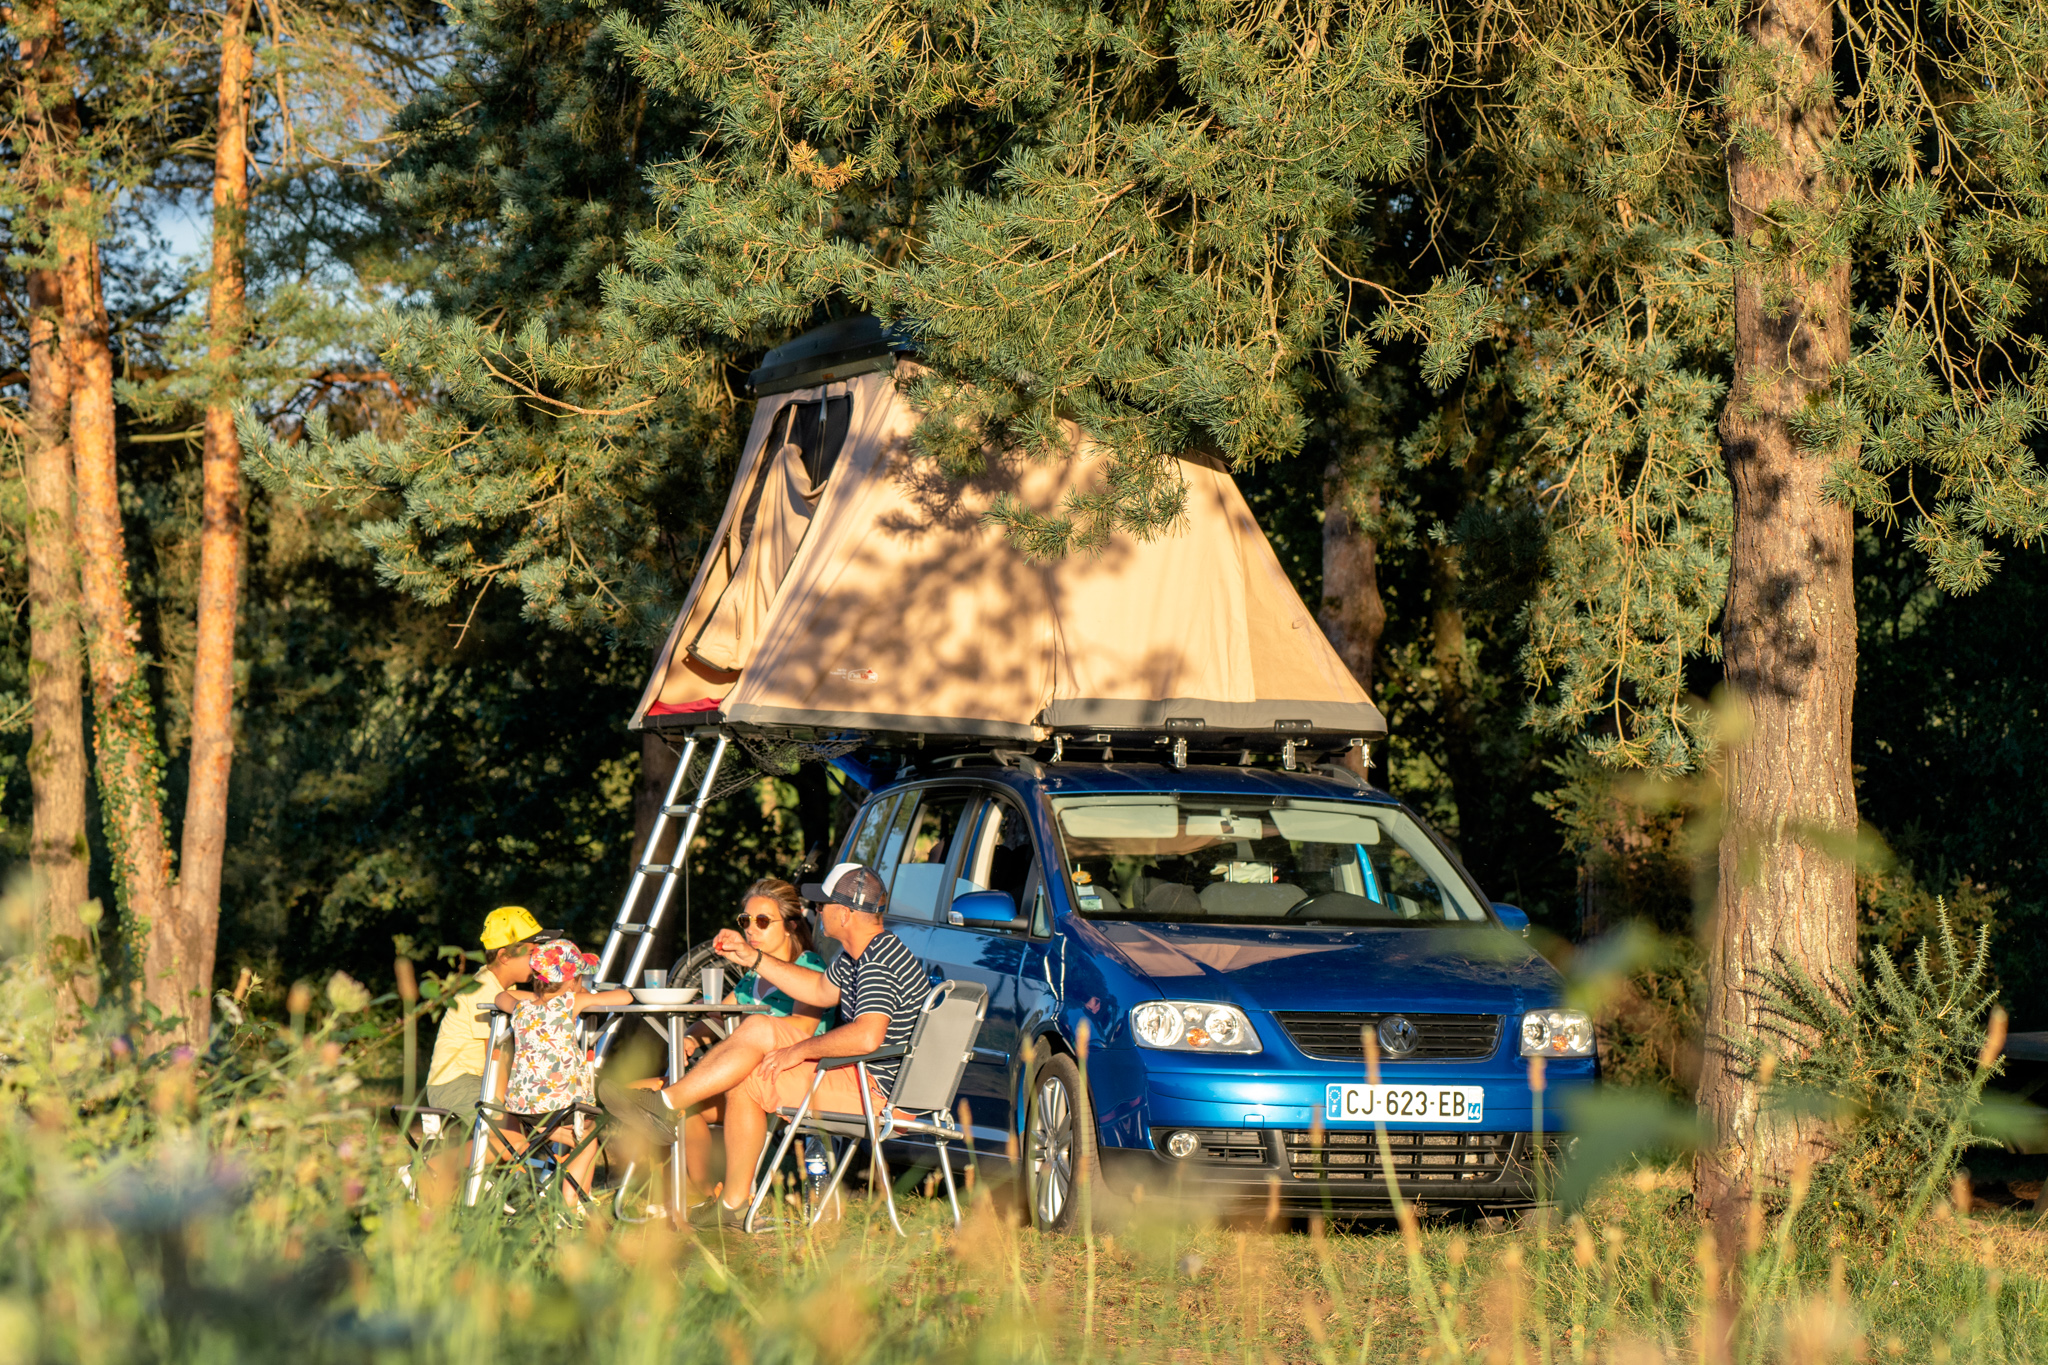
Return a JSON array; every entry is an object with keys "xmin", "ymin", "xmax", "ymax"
[{"xmin": 1283, "ymin": 891, "xmax": 1345, "ymax": 919}]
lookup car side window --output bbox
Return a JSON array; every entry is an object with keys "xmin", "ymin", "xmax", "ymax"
[
  {"xmin": 959, "ymin": 797, "xmax": 1037, "ymax": 910},
  {"xmin": 870, "ymin": 792, "xmax": 919, "ymax": 887},
  {"xmin": 844, "ymin": 794, "xmax": 898, "ymax": 868},
  {"xmin": 887, "ymin": 789, "xmax": 974, "ymax": 922}
]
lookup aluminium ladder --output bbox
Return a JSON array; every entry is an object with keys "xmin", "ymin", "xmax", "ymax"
[{"xmin": 588, "ymin": 730, "xmax": 730, "ymax": 1061}]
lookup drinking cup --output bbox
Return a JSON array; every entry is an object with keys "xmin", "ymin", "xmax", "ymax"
[
  {"xmin": 701, "ymin": 965, "xmax": 726, "ymax": 1004},
  {"xmin": 643, "ymin": 970, "xmax": 665, "ymax": 989}
]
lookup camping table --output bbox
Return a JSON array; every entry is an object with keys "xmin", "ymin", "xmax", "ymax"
[
  {"xmin": 586, "ymin": 1000, "xmax": 770, "ymax": 1216},
  {"xmin": 461, "ymin": 1000, "xmax": 769, "ymax": 1212}
]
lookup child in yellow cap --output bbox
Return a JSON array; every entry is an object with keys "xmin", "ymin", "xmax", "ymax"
[{"xmin": 423, "ymin": 907, "xmax": 555, "ymax": 1138}]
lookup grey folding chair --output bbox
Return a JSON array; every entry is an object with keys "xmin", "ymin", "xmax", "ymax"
[{"xmin": 743, "ymin": 979, "xmax": 989, "ymax": 1235}]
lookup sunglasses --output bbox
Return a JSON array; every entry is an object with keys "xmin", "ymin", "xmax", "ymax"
[{"xmin": 735, "ymin": 912, "xmax": 787, "ymax": 931}]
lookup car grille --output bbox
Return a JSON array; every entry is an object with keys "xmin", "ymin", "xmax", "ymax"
[
  {"xmin": 1283, "ymin": 1129, "xmax": 1515, "ymax": 1182},
  {"xmin": 1148, "ymin": 1127, "xmax": 1271, "ymax": 1165},
  {"xmin": 1273, "ymin": 1012, "xmax": 1502, "ymax": 1061}
]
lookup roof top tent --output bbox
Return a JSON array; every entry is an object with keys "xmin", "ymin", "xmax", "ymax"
[
  {"xmin": 630, "ymin": 316, "xmax": 1384, "ymax": 759},
  {"xmin": 589, "ymin": 317, "xmax": 1385, "ymax": 1003}
]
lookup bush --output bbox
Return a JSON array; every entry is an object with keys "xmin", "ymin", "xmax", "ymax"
[{"xmin": 1747, "ymin": 906, "xmax": 2008, "ymax": 1217}]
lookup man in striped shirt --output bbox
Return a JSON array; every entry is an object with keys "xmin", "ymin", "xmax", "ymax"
[{"xmin": 700, "ymin": 862, "xmax": 929, "ymax": 1228}]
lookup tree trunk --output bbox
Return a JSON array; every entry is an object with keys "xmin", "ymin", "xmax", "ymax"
[
  {"xmin": 25, "ymin": 266, "xmax": 96, "ymax": 1014},
  {"xmin": 635, "ymin": 731, "xmax": 683, "ymax": 965},
  {"xmin": 172, "ymin": 0, "xmax": 259, "ymax": 1050},
  {"xmin": 17, "ymin": 4, "xmax": 98, "ymax": 1018},
  {"xmin": 1698, "ymin": 0, "xmax": 1859, "ymax": 1213},
  {"xmin": 67, "ymin": 230, "xmax": 178, "ymax": 1035},
  {"xmin": 793, "ymin": 764, "xmax": 834, "ymax": 873},
  {"xmin": 1425, "ymin": 539, "xmax": 1491, "ymax": 858},
  {"xmin": 1317, "ymin": 464, "xmax": 1386, "ymax": 698}
]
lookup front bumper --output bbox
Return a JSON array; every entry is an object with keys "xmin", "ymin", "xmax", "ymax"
[
  {"xmin": 1081, "ymin": 1047, "xmax": 1591, "ymax": 1208},
  {"xmin": 1102, "ymin": 1127, "xmax": 1573, "ymax": 1209}
]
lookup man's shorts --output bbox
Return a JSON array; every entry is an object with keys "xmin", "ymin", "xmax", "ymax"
[
  {"xmin": 730, "ymin": 1052, "xmax": 888, "ymax": 1122},
  {"xmin": 423, "ymin": 1074, "xmax": 483, "ymax": 1137}
]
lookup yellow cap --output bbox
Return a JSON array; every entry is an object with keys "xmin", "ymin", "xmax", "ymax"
[{"xmin": 480, "ymin": 905, "xmax": 546, "ymax": 951}]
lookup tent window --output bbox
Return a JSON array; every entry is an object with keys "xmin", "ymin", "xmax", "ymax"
[
  {"xmin": 734, "ymin": 396, "xmax": 852, "ymax": 558},
  {"xmin": 786, "ymin": 396, "xmax": 853, "ymax": 488}
]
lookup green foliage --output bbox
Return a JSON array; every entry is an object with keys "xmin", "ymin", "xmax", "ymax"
[
  {"xmin": 269, "ymin": 0, "xmax": 1484, "ymax": 597},
  {"xmin": 602, "ymin": 0, "xmax": 1451, "ymax": 551},
  {"xmin": 1748, "ymin": 907, "xmax": 2012, "ymax": 1217},
  {"xmin": 1857, "ymin": 863, "xmax": 2005, "ymax": 983},
  {"xmin": 1, "ymin": 874, "xmax": 2045, "ymax": 1363},
  {"xmin": 243, "ymin": 0, "xmax": 742, "ymax": 636},
  {"xmin": 1856, "ymin": 526, "xmax": 2048, "ymax": 1026},
  {"xmin": 1402, "ymin": 0, "xmax": 2048, "ymax": 770}
]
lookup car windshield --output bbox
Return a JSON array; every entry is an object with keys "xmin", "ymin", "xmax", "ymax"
[{"xmin": 1051, "ymin": 795, "xmax": 1491, "ymax": 925}]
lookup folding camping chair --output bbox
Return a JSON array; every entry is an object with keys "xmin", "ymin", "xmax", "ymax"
[
  {"xmin": 390, "ymin": 1095, "xmax": 463, "ymax": 1203},
  {"xmin": 743, "ymin": 979, "xmax": 989, "ymax": 1235},
  {"xmin": 474, "ymin": 1098, "xmax": 610, "ymax": 1215},
  {"xmin": 391, "ymin": 1096, "xmax": 462, "ymax": 1155}
]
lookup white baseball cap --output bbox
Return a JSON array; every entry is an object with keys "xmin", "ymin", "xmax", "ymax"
[{"xmin": 800, "ymin": 862, "xmax": 888, "ymax": 913}]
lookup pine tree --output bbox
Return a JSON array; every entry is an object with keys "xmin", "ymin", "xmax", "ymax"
[
  {"xmin": 244, "ymin": 0, "xmax": 738, "ymax": 639},
  {"xmin": 599, "ymin": 0, "xmax": 1453, "ymax": 546},
  {"xmin": 255, "ymin": 0, "xmax": 1465, "ymax": 616},
  {"xmin": 5, "ymin": 0, "xmax": 447, "ymax": 1045},
  {"xmin": 1410, "ymin": 0, "xmax": 2048, "ymax": 1203},
  {"xmin": 7, "ymin": 0, "xmax": 99, "ymax": 1019}
]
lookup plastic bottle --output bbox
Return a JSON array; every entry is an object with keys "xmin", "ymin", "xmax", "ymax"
[{"xmin": 803, "ymin": 1137, "xmax": 830, "ymax": 1206}]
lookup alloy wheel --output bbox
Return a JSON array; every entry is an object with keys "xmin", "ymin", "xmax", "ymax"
[{"xmin": 1030, "ymin": 1071, "xmax": 1076, "ymax": 1226}]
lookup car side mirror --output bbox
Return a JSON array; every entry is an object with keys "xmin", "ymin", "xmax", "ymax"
[
  {"xmin": 952, "ymin": 889, "xmax": 1025, "ymax": 929},
  {"xmin": 1491, "ymin": 903, "xmax": 1529, "ymax": 936}
]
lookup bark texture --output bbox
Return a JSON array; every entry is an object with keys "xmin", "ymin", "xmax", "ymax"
[
  {"xmin": 17, "ymin": 5, "xmax": 97, "ymax": 1015},
  {"xmin": 173, "ymin": 0, "xmax": 259, "ymax": 1049},
  {"xmin": 67, "ymin": 230, "xmax": 177, "ymax": 1034},
  {"xmin": 25, "ymin": 268, "xmax": 95, "ymax": 1011},
  {"xmin": 1317, "ymin": 465, "xmax": 1386, "ymax": 698},
  {"xmin": 1699, "ymin": 0, "xmax": 1860, "ymax": 1212}
]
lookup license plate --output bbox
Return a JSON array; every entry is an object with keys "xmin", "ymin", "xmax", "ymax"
[{"xmin": 1324, "ymin": 1083, "xmax": 1485, "ymax": 1124}]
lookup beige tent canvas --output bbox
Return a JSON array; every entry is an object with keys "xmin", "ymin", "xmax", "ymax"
[{"xmin": 631, "ymin": 351, "xmax": 1384, "ymax": 746}]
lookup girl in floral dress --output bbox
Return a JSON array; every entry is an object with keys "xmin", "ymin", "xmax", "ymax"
[{"xmin": 495, "ymin": 940, "xmax": 631, "ymax": 1208}]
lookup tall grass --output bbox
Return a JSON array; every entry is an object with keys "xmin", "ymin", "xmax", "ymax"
[{"xmin": 1, "ymin": 890, "xmax": 2044, "ymax": 1363}]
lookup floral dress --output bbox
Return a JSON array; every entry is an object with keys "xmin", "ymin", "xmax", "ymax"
[{"xmin": 506, "ymin": 993, "xmax": 591, "ymax": 1115}]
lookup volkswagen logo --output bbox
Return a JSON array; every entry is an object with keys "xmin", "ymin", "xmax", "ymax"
[{"xmin": 1377, "ymin": 1015, "xmax": 1418, "ymax": 1056}]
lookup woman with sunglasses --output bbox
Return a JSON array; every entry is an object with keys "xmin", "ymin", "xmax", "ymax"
[
  {"xmin": 687, "ymin": 878, "xmax": 829, "ymax": 1056},
  {"xmin": 603, "ymin": 877, "xmax": 831, "ymax": 1209}
]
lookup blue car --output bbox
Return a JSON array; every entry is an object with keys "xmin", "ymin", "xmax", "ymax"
[{"xmin": 826, "ymin": 755, "xmax": 1595, "ymax": 1228}]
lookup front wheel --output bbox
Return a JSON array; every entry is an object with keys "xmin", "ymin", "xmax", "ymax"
[
  {"xmin": 1023, "ymin": 1053, "xmax": 1111, "ymax": 1233},
  {"xmin": 666, "ymin": 939, "xmax": 720, "ymax": 988}
]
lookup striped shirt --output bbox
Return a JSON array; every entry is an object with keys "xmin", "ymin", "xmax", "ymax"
[{"xmin": 826, "ymin": 931, "xmax": 929, "ymax": 1092}]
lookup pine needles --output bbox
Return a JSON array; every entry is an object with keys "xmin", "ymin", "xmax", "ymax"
[{"xmin": 1741, "ymin": 903, "xmax": 2007, "ymax": 1219}]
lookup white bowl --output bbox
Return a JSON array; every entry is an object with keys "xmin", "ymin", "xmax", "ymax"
[{"xmin": 630, "ymin": 986, "xmax": 700, "ymax": 1006}]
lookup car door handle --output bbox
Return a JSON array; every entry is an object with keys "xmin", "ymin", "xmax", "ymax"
[{"xmin": 971, "ymin": 1047, "xmax": 1008, "ymax": 1066}]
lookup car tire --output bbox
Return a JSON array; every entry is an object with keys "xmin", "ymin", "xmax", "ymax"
[
  {"xmin": 666, "ymin": 939, "xmax": 720, "ymax": 987},
  {"xmin": 1022, "ymin": 1053, "xmax": 1117, "ymax": 1234}
]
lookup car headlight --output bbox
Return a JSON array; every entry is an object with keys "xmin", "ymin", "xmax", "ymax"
[
  {"xmin": 1129, "ymin": 1001, "xmax": 1261, "ymax": 1053},
  {"xmin": 1520, "ymin": 1009, "xmax": 1595, "ymax": 1058}
]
